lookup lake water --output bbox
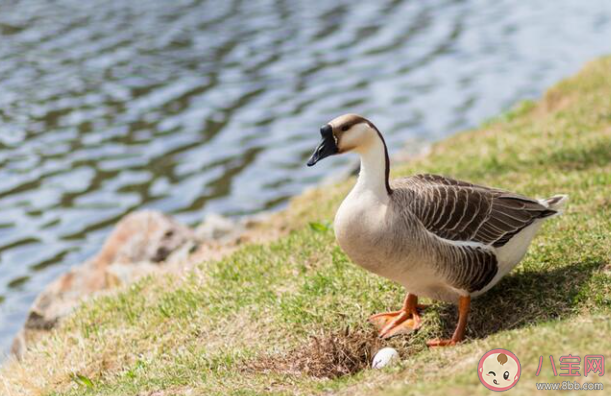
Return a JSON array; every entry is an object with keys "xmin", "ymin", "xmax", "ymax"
[{"xmin": 1, "ymin": 0, "xmax": 610, "ymax": 353}]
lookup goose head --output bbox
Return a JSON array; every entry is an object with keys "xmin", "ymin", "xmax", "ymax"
[{"xmin": 306, "ymin": 113, "xmax": 382, "ymax": 166}]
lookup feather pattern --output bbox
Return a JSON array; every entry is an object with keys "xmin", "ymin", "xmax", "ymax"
[
  {"xmin": 393, "ymin": 174, "xmax": 557, "ymax": 248},
  {"xmin": 382, "ymin": 174, "xmax": 559, "ymax": 293}
]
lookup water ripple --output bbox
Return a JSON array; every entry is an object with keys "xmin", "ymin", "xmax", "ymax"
[{"xmin": 1, "ymin": 0, "xmax": 611, "ymax": 352}]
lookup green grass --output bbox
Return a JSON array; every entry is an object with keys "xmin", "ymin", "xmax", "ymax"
[{"xmin": 2, "ymin": 57, "xmax": 611, "ymax": 396}]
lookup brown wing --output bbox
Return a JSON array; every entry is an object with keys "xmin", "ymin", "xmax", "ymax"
[
  {"xmin": 435, "ymin": 242, "xmax": 499, "ymax": 292},
  {"xmin": 394, "ymin": 174, "xmax": 557, "ymax": 248}
]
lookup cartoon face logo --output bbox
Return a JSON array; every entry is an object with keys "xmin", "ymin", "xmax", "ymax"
[{"xmin": 477, "ymin": 348, "xmax": 521, "ymax": 391}]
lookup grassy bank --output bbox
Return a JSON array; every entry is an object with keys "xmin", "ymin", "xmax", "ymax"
[{"xmin": 2, "ymin": 57, "xmax": 611, "ymax": 396}]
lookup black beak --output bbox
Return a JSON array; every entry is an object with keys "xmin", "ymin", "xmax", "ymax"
[{"xmin": 307, "ymin": 124, "xmax": 338, "ymax": 166}]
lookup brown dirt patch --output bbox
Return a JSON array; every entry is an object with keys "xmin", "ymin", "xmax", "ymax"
[{"xmin": 244, "ymin": 328, "xmax": 382, "ymax": 379}]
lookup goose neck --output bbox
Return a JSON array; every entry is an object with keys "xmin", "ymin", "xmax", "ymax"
[{"xmin": 354, "ymin": 133, "xmax": 392, "ymax": 199}]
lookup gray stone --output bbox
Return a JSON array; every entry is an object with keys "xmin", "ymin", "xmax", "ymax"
[{"xmin": 195, "ymin": 213, "xmax": 244, "ymax": 243}]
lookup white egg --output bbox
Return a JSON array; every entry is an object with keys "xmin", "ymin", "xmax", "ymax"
[{"xmin": 372, "ymin": 347, "xmax": 399, "ymax": 369}]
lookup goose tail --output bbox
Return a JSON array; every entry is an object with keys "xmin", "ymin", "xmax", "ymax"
[{"xmin": 539, "ymin": 194, "xmax": 569, "ymax": 216}]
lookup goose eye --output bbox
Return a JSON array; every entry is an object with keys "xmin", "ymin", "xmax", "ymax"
[
  {"xmin": 341, "ymin": 126, "xmax": 349, "ymax": 132},
  {"xmin": 503, "ymin": 371, "xmax": 509, "ymax": 380}
]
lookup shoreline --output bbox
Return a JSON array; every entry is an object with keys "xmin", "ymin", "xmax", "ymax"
[
  {"xmin": 1, "ymin": 57, "xmax": 610, "ymax": 395},
  {"xmin": 6, "ymin": 135, "xmax": 432, "ymax": 360}
]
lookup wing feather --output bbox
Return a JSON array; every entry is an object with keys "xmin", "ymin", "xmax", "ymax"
[
  {"xmin": 391, "ymin": 174, "xmax": 558, "ymax": 292},
  {"xmin": 394, "ymin": 174, "xmax": 557, "ymax": 247}
]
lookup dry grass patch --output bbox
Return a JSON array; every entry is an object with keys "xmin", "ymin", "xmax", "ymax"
[{"xmin": 245, "ymin": 328, "xmax": 382, "ymax": 379}]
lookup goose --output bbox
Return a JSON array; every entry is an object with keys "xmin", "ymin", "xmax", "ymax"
[{"xmin": 306, "ymin": 114, "xmax": 567, "ymax": 347}]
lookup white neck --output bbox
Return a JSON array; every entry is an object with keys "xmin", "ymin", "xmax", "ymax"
[{"xmin": 353, "ymin": 135, "xmax": 390, "ymax": 201}]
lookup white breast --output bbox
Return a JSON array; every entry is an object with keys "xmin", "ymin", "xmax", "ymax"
[
  {"xmin": 335, "ymin": 188, "xmax": 465, "ymax": 302},
  {"xmin": 334, "ymin": 188, "xmax": 389, "ymax": 272}
]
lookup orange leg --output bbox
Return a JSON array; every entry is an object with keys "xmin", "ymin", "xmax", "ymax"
[
  {"xmin": 427, "ymin": 295, "xmax": 470, "ymax": 347},
  {"xmin": 369, "ymin": 293, "xmax": 424, "ymax": 339}
]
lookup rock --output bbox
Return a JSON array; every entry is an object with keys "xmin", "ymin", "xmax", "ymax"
[
  {"xmin": 195, "ymin": 214, "xmax": 245, "ymax": 244},
  {"xmin": 11, "ymin": 210, "xmax": 273, "ymax": 358},
  {"xmin": 105, "ymin": 261, "xmax": 162, "ymax": 287},
  {"xmin": 164, "ymin": 240, "xmax": 200, "ymax": 269},
  {"xmin": 372, "ymin": 347, "xmax": 399, "ymax": 369},
  {"xmin": 91, "ymin": 210, "xmax": 194, "ymax": 267},
  {"xmin": 241, "ymin": 211, "xmax": 272, "ymax": 229},
  {"xmin": 11, "ymin": 210, "xmax": 194, "ymax": 359}
]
